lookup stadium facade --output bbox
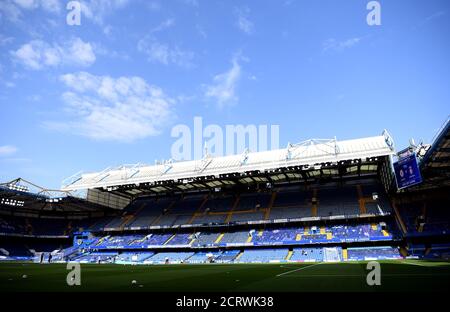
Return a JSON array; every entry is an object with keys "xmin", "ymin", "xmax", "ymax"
[{"xmin": 1, "ymin": 121, "xmax": 449, "ymax": 264}]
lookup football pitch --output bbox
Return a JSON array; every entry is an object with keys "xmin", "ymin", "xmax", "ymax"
[{"xmin": 1, "ymin": 260, "xmax": 449, "ymax": 292}]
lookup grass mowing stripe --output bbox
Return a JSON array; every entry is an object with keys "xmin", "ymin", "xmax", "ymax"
[
  {"xmin": 1, "ymin": 261, "xmax": 450, "ymax": 292},
  {"xmin": 400, "ymin": 260, "xmax": 447, "ymax": 267},
  {"xmin": 277, "ymin": 273, "xmax": 450, "ymax": 277},
  {"xmin": 276, "ymin": 262, "xmax": 323, "ymax": 277}
]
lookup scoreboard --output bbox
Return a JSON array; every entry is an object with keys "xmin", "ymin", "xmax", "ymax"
[{"xmin": 393, "ymin": 153, "xmax": 423, "ymax": 190}]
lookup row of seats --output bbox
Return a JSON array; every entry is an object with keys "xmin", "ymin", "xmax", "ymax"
[
  {"xmin": 0, "ymin": 240, "xmax": 67, "ymax": 260},
  {"xmin": 0, "ymin": 215, "xmax": 98, "ymax": 236},
  {"xmin": 95, "ymin": 183, "xmax": 391, "ymax": 231},
  {"xmin": 397, "ymin": 202, "xmax": 450, "ymax": 237},
  {"xmin": 290, "ymin": 248, "xmax": 325, "ymax": 262},
  {"xmin": 407, "ymin": 243, "xmax": 450, "ymax": 260},
  {"xmin": 61, "ymin": 246, "xmax": 401, "ymax": 264},
  {"xmin": 0, "ymin": 182, "xmax": 391, "ymax": 236},
  {"xmin": 346, "ymin": 246, "xmax": 402, "ymax": 260},
  {"xmin": 116, "ymin": 252, "xmax": 155, "ymax": 263},
  {"xmin": 424, "ymin": 244, "xmax": 450, "ymax": 260},
  {"xmin": 237, "ymin": 249, "xmax": 288, "ymax": 263},
  {"xmin": 84, "ymin": 222, "xmax": 396, "ymax": 250}
]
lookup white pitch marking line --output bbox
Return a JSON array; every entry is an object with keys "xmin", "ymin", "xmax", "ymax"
[
  {"xmin": 276, "ymin": 262, "xmax": 324, "ymax": 277},
  {"xmin": 401, "ymin": 261, "xmax": 436, "ymax": 267}
]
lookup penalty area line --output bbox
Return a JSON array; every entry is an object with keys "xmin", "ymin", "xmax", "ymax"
[{"xmin": 276, "ymin": 262, "xmax": 323, "ymax": 277}]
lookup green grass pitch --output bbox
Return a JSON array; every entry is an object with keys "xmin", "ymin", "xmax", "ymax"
[{"xmin": 1, "ymin": 260, "xmax": 449, "ymax": 292}]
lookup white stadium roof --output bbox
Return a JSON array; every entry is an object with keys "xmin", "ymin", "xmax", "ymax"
[{"xmin": 61, "ymin": 131, "xmax": 395, "ymax": 192}]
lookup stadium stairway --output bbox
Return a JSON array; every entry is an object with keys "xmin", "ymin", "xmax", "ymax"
[
  {"xmin": 131, "ymin": 235, "xmax": 148, "ymax": 246},
  {"xmin": 153, "ymin": 200, "xmax": 177, "ymax": 226},
  {"xmin": 286, "ymin": 250, "xmax": 293, "ymax": 261},
  {"xmin": 188, "ymin": 201, "xmax": 209, "ymax": 224},
  {"xmin": 163, "ymin": 234, "xmax": 176, "ymax": 245},
  {"xmin": 225, "ymin": 195, "xmax": 241, "ymax": 223},
  {"xmin": 358, "ymin": 184, "xmax": 385, "ymax": 215},
  {"xmin": 342, "ymin": 248, "xmax": 348, "ymax": 261},
  {"xmin": 418, "ymin": 203, "xmax": 427, "ymax": 233},
  {"xmin": 123, "ymin": 202, "xmax": 147, "ymax": 227},
  {"xmin": 87, "ymin": 218, "xmax": 105, "ymax": 232},
  {"xmin": 235, "ymin": 251, "xmax": 244, "ymax": 261},
  {"xmin": 119, "ymin": 215, "xmax": 134, "ymax": 230},
  {"xmin": 364, "ymin": 197, "xmax": 377, "ymax": 212},
  {"xmin": 264, "ymin": 191, "xmax": 278, "ymax": 220},
  {"xmin": 422, "ymin": 202, "xmax": 427, "ymax": 221},
  {"xmin": 150, "ymin": 214, "xmax": 163, "ymax": 227},
  {"xmin": 392, "ymin": 200, "xmax": 408, "ymax": 234},
  {"xmin": 312, "ymin": 188, "xmax": 318, "ymax": 217},
  {"xmin": 198, "ymin": 195, "xmax": 209, "ymax": 213},
  {"xmin": 187, "ymin": 195, "xmax": 209, "ymax": 225},
  {"xmin": 65, "ymin": 221, "xmax": 72, "ymax": 235},
  {"xmin": 356, "ymin": 185, "xmax": 367, "ymax": 214},
  {"xmin": 399, "ymin": 247, "xmax": 408, "ymax": 257},
  {"xmin": 25, "ymin": 219, "xmax": 33, "ymax": 235},
  {"xmin": 95, "ymin": 236, "xmax": 109, "ymax": 247},
  {"xmin": 214, "ymin": 233, "xmax": 225, "ymax": 244},
  {"xmin": 187, "ymin": 212, "xmax": 199, "ymax": 225}
]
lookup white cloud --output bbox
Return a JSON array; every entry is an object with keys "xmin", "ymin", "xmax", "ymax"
[
  {"xmin": 0, "ymin": 34, "xmax": 14, "ymax": 46},
  {"xmin": 67, "ymin": 38, "xmax": 96, "ymax": 65},
  {"xmin": 138, "ymin": 36, "xmax": 194, "ymax": 67},
  {"xmin": 40, "ymin": 0, "xmax": 61, "ymax": 13},
  {"xmin": 235, "ymin": 7, "xmax": 254, "ymax": 35},
  {"xmin": 47, "ymin": 72, "xmax": 174, "ymax": 142},
  {"xmin": 137, "ymin": 19, "xmax": 194, "ymax": 67},
  {"xmin": 0, "ymin": 145, "xmax": 18, "ymax": 157},
  {"xmin": 415, "ymin": 10, "xmax": 446, "ymax": 29},
  {"xmin": 151, "ymin": 18, "xmax": 175, "ymax": 33},
  {"xmin": 204, "ymin": 55, "xmax": 242, "ymax": 108},
  {"xmin": 11, "ymin": 37, "xmax": 96, "ymax": 70},
  {"xmin": 13, "ymin": 0, "xmax": 38, "ymax": 10},
  {"xmin": 0, "ymin": 0, "xmax": 61, "ymax": 21},
  {"xmin": 94, "ymin": 42, "xmax": 129, "ymax": 60},
  {"xmin": 0, "ymin": 1, "xmax": 22, "ymax": 22},
  {"xmin": 423, "ymin": 10, "xmax": 446, "ymax": 23},
  {"xmin": 80, "ymin": 0, "xmax": 130, "ymax": 25},
  {"xmin": 322, "ymin": 37, "xmax": 362, "ymax": 53}
]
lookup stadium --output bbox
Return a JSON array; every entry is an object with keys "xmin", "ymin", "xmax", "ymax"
[
  {"xmin": 1, "ymin": 119, "xmax": 449, "ymax": 292},
  {"xmin": 1, "ymin": 1, "xmax": 449, "ymax": 301}
]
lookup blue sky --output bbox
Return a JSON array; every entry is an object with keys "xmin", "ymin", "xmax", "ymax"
[{"xmin": 0, "ymin": 0, "xmax": 449, "ymax": 189}]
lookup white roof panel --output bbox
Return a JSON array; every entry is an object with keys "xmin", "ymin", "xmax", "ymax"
[{"xmin": 61, "ymin": 132, "xmax": 395, "ymax": 191}]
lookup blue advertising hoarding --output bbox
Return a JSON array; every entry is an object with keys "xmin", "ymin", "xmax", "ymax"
[{"xmin": 393, "ymin": 153, "xmax": 422, "ymax": 189}]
